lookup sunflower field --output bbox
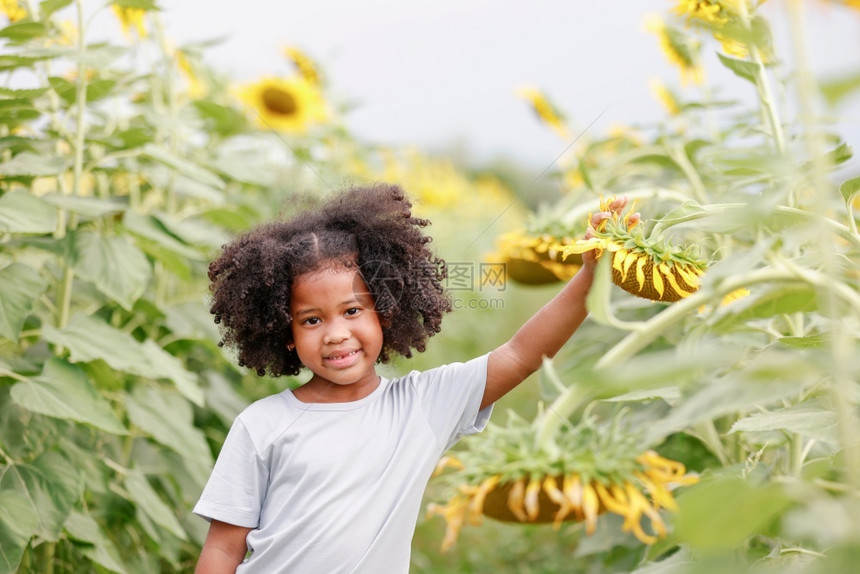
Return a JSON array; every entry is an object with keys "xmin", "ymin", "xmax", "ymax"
[{"xmin": 0, "ymin": 1, "xmax": 859, "ymax": 573}]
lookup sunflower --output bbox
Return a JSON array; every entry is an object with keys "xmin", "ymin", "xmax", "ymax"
[
  {"xmin": 561, "ymin": 197, "xmax": 707, "ymax": 302},
  {"xmin": 487, "ymin": 230, "xmax": 582, "ymax": 285},
  {"xmin": 284, "ymin": 46, "xmax": 323, "ymax": 86},
  {"xmin": 111, "ymin": 5, "xmax": 147, "ymax": 39},
  {"xmin": 673, "ymin": 0, "xmax": 738, "ymax": 26},
  {"xmin": 237, "ymin": 76, "xmax": 329, "ymax": 134},
  {"xmin": 515, "ymin": 86, "xmax": 571, "ymax": 140},
  {"xmin": 428, "ymin": 410, "xmax": 698, "ymax": 551},
  {"xmin": 1, "ymin": 0, "xmax": 25, "ymax": 21},
  {"xmin": 650, "ymin": 79, "xmax": 682, "ymax": 117},
  {"xmin": 646, "ymin": 15, "xmax": 704, "ymax": 86}
]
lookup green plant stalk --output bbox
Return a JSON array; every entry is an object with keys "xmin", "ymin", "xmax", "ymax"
[
  {"xmin": 20, "ymin": 545, "xmax": 31, "ymax": 572},
  {"xmin": 56, "ymin": 0, "xmax": 90, "ymax": 333},
  {"xmin": 535, "ymin": 268, "xmax": 799, "ymax": 451},
  {"xmin": 538, "ymin": 259, "xmax": 860, "ymax": 447},
  {"xmin": 736, "ymin": 0, "xmax": 786, "ymax": 159},
  {"xmin": 786, "ymin": 0, "xmax": 860, "ymax": 493},
  {"xmin": 534, "ymin": 383, "xmax": 591, "ymax": 456},
  {"xmin": 789, "ymin": 433, "xmax": 804, "ymax": 478},
  {"xmin": 40, "ymin": 542, "xmax": 55, "ymax": 574},
  {"xmin": 847, "ymin": 201, "xmax": 858, "ymax": 235},
  {"xmin": 655, "ymin": 202, "xmax": 860, "ymax": 250},
  {"xmin": 693, "ymin": 420, "xmax": 729, "ymax": 466},
  {"xmin": 667, "ymin": 143, "xmax": 707, "ymax": 203},
  {"xmin": 152, "ymin": 13, "xmax": 180, "ymax": 216}
]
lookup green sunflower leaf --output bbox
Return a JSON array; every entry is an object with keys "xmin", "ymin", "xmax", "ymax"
[
  {"xmin": 0, "ymin": 490, "xmax": 37, "ymax": 573},
  {"xmin": 0, "ymin": 262, "xmax": 48, "ymax": 342},
  {"xmin": 820, "ymin": 70, "xmax": 860, "ymax": 107},
  {"xmin": 63, "ymin": 511, "xmax": 127, "ymax": 574},
  {"xmin": 729, "ymin": 398, "xmax": 841, "ymax": 443},
  {"xmin": 123, "ymin": 471, "xmax": 187, "ymax": 541},
  {"xmin": 717, "ymin": 53, "xmax": 758, "ymax": 84},
  {"xmin": 72, "ymin": 231, "xmax": 152, "ymax": 311},
  {"xmin": 9, "ymin": 358, "xmax": 126, "ymax": 434},
  {"xmin": 0, "ymin": 153, "xmax": 64, "ymax": 177},
  {"xmin": 0, "ymin": 191, "xmax": 58, "ymax": 233},
  {"xmin": 840, "ymin": 175, "xmax": 860, "ymax": 203},
  {"xmin": 40, "ymin": 194, "xmax": 127, "ymax": 218},
  {"xmin": 41, "ymin": 314, "xmax": 203, "ymax": 406},
  {"xmin": 142, "ymin": 144, "xmax": 225, "ymax": 191},
  {"xmin": 0, "ymin": 451, "xmax": 81, "ymax": 543},
  {"xmin": 112, "ymin": 0, "xmax": 161, "ymax": 10},
  {"xmin": 674, "ymin": 474, "xmax": 793, "ymax": 552},
  {"xmin": 40, "ymin": 0, "xmax": 74, "ymax": 19},
  {"xmin": 124, "ymin": 385, "xmax": 212, "ymax": 483},
  {"xmin": 0, "ymin": 21, "xmax": 47, "ymax": 43}
]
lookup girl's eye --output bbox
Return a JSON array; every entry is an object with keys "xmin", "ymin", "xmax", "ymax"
[
  {"xmin": 345, "ymin": 307, "xmax": 360, "ymax": 316},
  {"xmin": 303, "ymin": 317, "xmax": 321, "ymax": 326}
]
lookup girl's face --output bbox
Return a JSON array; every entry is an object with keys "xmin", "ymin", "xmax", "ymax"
[{"xmin": 289, "ymin": 265, "xmax": 384, "ymax": 402}]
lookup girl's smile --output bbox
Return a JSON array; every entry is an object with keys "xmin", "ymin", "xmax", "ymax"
[{"xmin": 289, "ymin": 265, "xmax": 384, "ymax": 403}]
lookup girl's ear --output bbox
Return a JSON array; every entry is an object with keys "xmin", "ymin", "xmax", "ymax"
[{"xmin": 286, "ymin": 341, "xmax": 295, "ymax": 351}]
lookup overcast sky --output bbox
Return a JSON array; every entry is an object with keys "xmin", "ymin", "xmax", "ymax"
[{"xmin": 111, "ymin": 1, "xmax": 860, "ymax": 170}]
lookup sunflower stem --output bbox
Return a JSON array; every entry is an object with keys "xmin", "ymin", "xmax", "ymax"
[
  {"xmin": 785, "ymin": 0, "xmax": 860, "ymax": 494},
  {"xmin": 693, "ymin": 420, "xmax": 729, "ymax": 466},
  {"xmin": 653, "ymin": 203, "xmax": 860, "ymax": 250},
  {"xmin": 535, "ymin": 380, "xmax": 591, "ymax": 457},
  {"xmin": 736, "ymin": 0, "xmax": 786, "ymax": 159},
  {"xmin": 594, "ymin": 268, "xmax": 802, "ymax": 370},
  {"xmin": 56, "ymin": 0, "xmax": 89, "ymax": 338},
  {"xmin": 667, "ymin": 142, "xmax": 707, "ymax": 203}
]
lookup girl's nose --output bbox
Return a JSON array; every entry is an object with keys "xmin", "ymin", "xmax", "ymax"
[{"xmin": 323, "ymin": 321, "xmax": 349, "ymax": 345}]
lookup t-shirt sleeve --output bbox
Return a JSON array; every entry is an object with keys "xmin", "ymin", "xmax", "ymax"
[
  {"xmin": 193, "ymin": 417, "xmax": 269, "ymax": 528},
  {"xmin": 413, "ymin": 353, "xmax": 493, "ymax": 452}
]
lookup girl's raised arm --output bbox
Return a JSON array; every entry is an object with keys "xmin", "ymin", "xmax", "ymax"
[{"xmin": 482, "ymin": 197, "xmax": 633, "ymax": 409}]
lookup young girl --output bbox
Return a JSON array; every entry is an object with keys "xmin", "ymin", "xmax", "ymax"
[{"xmin": 194, "ymin": 183, "xmax": 629, "ymax": 573}]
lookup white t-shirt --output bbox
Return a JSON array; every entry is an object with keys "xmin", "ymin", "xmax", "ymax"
[{"xmin": 193, "ymin": 354, "xmax": 492, "ymax": 573}]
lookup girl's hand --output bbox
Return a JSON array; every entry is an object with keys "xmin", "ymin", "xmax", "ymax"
[{"xmin": 581, "ymin": 196, "xmax": 639, "ymax": 268}]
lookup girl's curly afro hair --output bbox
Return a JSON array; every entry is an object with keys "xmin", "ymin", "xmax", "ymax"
[{"xmin": 208, "ymin": 183, "xmax": 452, "ymax": 377}]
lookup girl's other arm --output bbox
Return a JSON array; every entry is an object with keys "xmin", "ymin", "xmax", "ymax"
[
  {"xmin": 195, "ymin": 520, "xmax": 252, "ymax": 574},
  {"xmin": 482, "ymin": 197, "xmax": 633, "ymax": 409}
]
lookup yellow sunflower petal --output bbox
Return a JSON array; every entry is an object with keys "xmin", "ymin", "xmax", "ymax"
[
  {"xmin": 621, "ymin": 250, "xmax": 639, "ymax": 281},
  {"xmin": 636, "ymin": 255, "xmax": 648, "ymax": 290},
  {"xmin": 563, "ymin": 474, "xmax": 584, "ymax": 520},
  {"xmin": 660, "ymin": 262, "xmax": 694, "ymax": 299},
  {"xmin": 582, "ymin": 482, "xmax": 600, "ymax": 535},
  {"xmin": 543, "ymin": 476, "xmax": 574, "ymax": 529},
  {"xmin": 634, "ymin": 471, "xmax": 678, "ymax": 512},
  {"xmin": 427, "ymin": 496, "xmax": 470, "ymax": 552},
  {"xmin": 651, "ymin": 264, "xmax": 665, "ymax": 298},
  {"xmin": 432, "ymin": 455, "xmax": 464, "ymax": 477},
  {"xmin": 507, "ymin": 478, "xmax": 529, "ymax": 522},
  {"xmin": 561, "ymin": 238, "xmax": 604, "ymax": 257},
  {"xmin": 674, "ymin": 263, "xmax": 701, "ymax": 289},
  {"xmin": 469, "ymin": 475, "xmax": 501, "ymax": 519},
  {"xmin": 612, "ymin": 248, "xmax": 628, "ymax": 274},
  {"xmin": 524, "ymin": 476, "xmax": 543, "ymax": 521},
  {"xmin": 594, "ymin": 482, "xmax": 629, "ymax": 516}
]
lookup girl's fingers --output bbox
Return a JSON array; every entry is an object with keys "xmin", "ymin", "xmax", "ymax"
[
  {"xmin": 589, "ymin": 212, "xmax": 611, "ymax": 228},
  {"xmin": 608, "ymin": 196, "xmax": 627, "ymax": 211}
]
